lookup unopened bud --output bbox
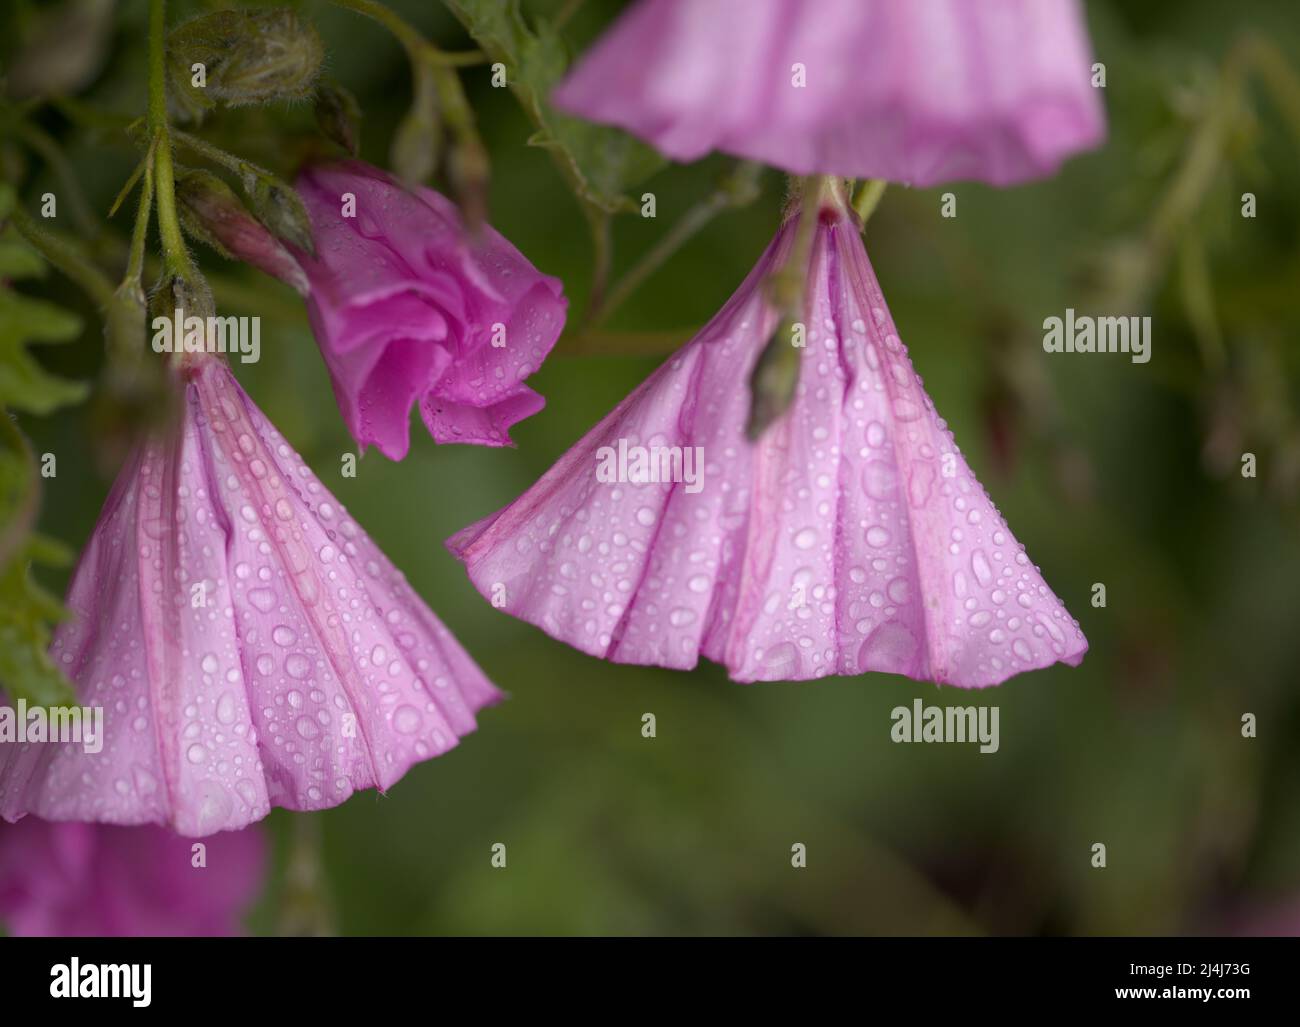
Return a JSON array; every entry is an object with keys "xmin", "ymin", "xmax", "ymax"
[
  {"xmin": 168, "ymin": 8, "xmax": 324, "ymax": 117},
  {"xmin": 390, "ymin": 67, "xmax": 440, "ymax": 188},
  {"xmin": 95, "ymin": 282, "xmax": 173, "ymax": 468},
  {"xmin": 746, "ymin": 319, "xmax": 802, "ymax": 439},
  {"xmin": 150, "ymin": 271, "xmax": 215, "ymax": 326},
  {"xmin": 245, "ymin": 172, "xmax": 316, "ymax": 258},
  {"xmin": 176, "ymin": 170, "xmax": 308, "ymax": 294},
  {"xmin": 448, "ymin": 138, "xmax": 490, "ymax": 235},
  {"xmin": 314, "ymin": 80, "xmax": 361, "ymax": 157}
]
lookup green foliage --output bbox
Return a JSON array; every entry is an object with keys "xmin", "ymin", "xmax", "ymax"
[
  {"xmin": 0, "ymin": 532, "xmax": 75, "ymax": 708},
  {"xmin": 0, "ymin": 184, "xmax": 84, "ymax": 707},
  {"xmin": 447, "ymin": 0, "xmax": 665, "ymax": 213}
]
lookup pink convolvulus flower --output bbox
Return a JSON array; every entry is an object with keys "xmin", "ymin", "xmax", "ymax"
[
  {"xmin": 448, "ymin": 187, "xmax": 1087, "ymax": 687},
  {"xmin": 1, "ymin": 352, "xmax": 501, "ymax": 836},
  {"xmin": 0, "ymin": 816, "xmax": 266, "ymax": 936},
  {"xmin": 260, "ymin": 161, "xmax": 567, "ymax": 460},
  {"xmin": 553, "ymin": 0, "xmax": 1105, "ymax": 187}
]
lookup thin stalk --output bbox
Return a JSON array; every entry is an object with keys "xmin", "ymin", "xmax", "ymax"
[
  {"xmin": 8, "ymin": 206, "xmax": 115, "ymax": 307},
  {"xmin": 108, "ymin": 153, "xmax": 149, "ymax": 219},
  {"xmin": 595, "ymin": 161, "xmax": 763, "ymax": 326},
  {"xmin": 124, "ymin": 144, "xmax": 157, "ymax": 293},
  {"xmin": 15, "ymin": 121, "xmax": 101, "ymax": 238},
  {"xmin": 581, "ymin": 209, "xmax": 612, "ymax": 328},
  {"xmin": 853, "ymin": 178, "xmax": 888, "ymax": 227},
  {"xmin": 147, "ymin": 0, "xmax": 195, "ymax": 280},
  {"xmin": 328, "ymin": 0, "xmax": 489, "ymax": 205},
  {"xmin": 172, "ymin": 128, "xmax": 263, "ymax": 179}
]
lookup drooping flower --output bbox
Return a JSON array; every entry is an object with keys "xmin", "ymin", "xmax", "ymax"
[
  {"xmin": 276, "ymin": 161, "xmax": 567, "ymax": 460},
  {"xmin": 448, "ymin": 188, "xmax": 1087, "ymax": 687},
  {"xmin": 0, "ymin": 817, "xmax": 266, "ymax": 936},
  {"xmin": 1, "ymin": 353, "xmax": 502, "ymax": 836},
  {"xmin": 553, "ymin": 0, "xmax": 1105, "ymax": 187}
]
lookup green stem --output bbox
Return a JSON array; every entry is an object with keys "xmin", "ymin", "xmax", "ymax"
[
  {"xmin": 108, "ymin": 153, "xmax": 148, "ymax": 219},
  {"xmin": 582, "ymin": 209, "xmax": 612, "ymax": 328},
  {"xmin": 329, "ymin": 0, "xmax": 425, "ymax": 56},
  {"xmin": 8, "ymin": 206, "xmax": 115, "ymax": 307},
  {"xmin": 124, "ymin": 145, "xmax": 157, "ymax": 292},
  {"xmin": 14, "ymin": 121, "xmax": 101, "ymax": 239},
  {"xmin": 431, "ymin": 49, "xmax": 488, "ymax": 67},
  {"xmin": 172, "ymin": 128, "xmax": 262, "ymax": 180},
  {"xmin": 852, "ymin": 178, "xmax": 888, "ymax": 227},
  {"xmin": 768, "ymin": 176, "xmax": 825, "ymax": 317},
  {"xmin": 595, "ymin": 161, "xmax": 762, "ymax": 325},
  {"xmin": 148, "ymin": 0, "xmax": 194, "ymax": 279},
  {"xmin": 328, "ymin": 0, "xmax": 489, "ymax": 205}
]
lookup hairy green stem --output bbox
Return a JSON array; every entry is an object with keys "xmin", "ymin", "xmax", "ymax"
[
  {"xmin": 148, "ymin": 0, "xmax": 195, "ymax": 280},
  {"xmin": 9, "ymin": 205, "xmax": 115, "ymax": 307},
  {"xmin": 124, "ymin": 145, "xmax": 157, "ymax": 292}
]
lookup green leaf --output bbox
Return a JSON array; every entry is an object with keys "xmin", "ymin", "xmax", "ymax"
[
  {"xmin": 0, "ymin": 184, "xmax": 85, "ymax": 707},
  {"xmin": 0, "ymin": 415, "xmax": 75, "ymax": 708},
  {"xmin": 447, "ymin": 0, "xmax": 665, "ymax": 214},
  {"xmin": 0, "ymin": 289, "xmax": 89, "ymax": 414},
  {"xmin": 0, "ymin": 534, "xmax": 76, "ymax": 708}
]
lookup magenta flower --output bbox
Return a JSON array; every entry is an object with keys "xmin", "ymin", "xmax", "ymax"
[
  {"xmin": 448, "ymin": 192, "xmax": 1086, "ymax": 687},
  {"xmin": 287, "ymin": 161, "xmax": 567, "ymax": 459},
  {"xmin": 0, "ymin": 817, "xmax": 265, "ymax": 936},
  {"xmin": 553, "ymin": 0, "xmax": 1105, "ymax": 186},
  {"xmin": 1, "ymin": 355, "xmax": 501, "ymax": 836}
]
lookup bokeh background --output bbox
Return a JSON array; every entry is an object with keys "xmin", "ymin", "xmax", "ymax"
[{"xmin": 2, "ymin": 0, "xmax": 1298, "ymax": 935}]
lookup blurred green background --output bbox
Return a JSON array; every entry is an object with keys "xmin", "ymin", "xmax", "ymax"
[{"xmin": 3, "ymin": 0, "xmax": 1298, "ymax": 935}]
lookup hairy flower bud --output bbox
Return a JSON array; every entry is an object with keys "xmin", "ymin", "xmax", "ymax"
[
  {"xmin": 167, "ymin": 8, "xmax": 324, "ymax": 118},
  {"xmin": 245, "ymin": 172, "xmax": 316, "ymax": 258},
  {"xmin": 176, "ymin": 169, "xmax": 308, "ymax": 294}
]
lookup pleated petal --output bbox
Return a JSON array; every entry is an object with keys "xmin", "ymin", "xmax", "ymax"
[
  {"xmin": 449, "ymin": 209, "xmax": 1086, "ymax": 687},
  {"xmin": 1, "ymin": 359, "xmax": 501, "ymax": 836},
  {"xmin": 553, "ymin": 0, "xmax": 1105, "ymax": 186}
]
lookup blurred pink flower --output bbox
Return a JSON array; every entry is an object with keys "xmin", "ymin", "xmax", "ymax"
[
  {"xmin": 448, "ymin": 190, "xmax": 1086, "ymax": 686},
  {"xmin": 553, "ymin": 0, "xmax": 1105, "ymax": 186},
  {"xmin": 1, "ymin": 354, "xmax": 501, "ymax": 836},
  {"xmin": 285, "ymin": 161, "xmax": 567, "ymax": 459},
  {"xmin": 0, "ymin": 817, "xmax": 265, "ymax": 936}
]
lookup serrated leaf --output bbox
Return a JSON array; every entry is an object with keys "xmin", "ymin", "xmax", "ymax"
[{"xmin": 447, "ymin": 0, "xmax": 665, "ymax": 213}]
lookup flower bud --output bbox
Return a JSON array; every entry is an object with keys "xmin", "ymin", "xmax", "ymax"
[
  {"xmin": 176, "ymin": 169, "xmax": 308, "ymax": 294},
  {"xmin": 314, "ymin": 80, "xmax": 362, "ymax": 158},
  {"xmin": 745, "ymin": 319, "xmax": 802, "ymax": 440},
  {"xmin": 245, "ymin": 172, "xmax": 316, "ymax": 258},
  {"xmin": 95, "ymin": 282, "xmax": 174, "ymax": 471},
  {"xmin": 390, "ymin": 68, "xmax": 440, "ymax": 188},
  {"xmin": 168, "ymin": 8, "xmax": 324, "ymax": 118}
]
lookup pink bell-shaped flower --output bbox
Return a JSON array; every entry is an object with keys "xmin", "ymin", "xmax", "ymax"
[
  {"xmin": 2, "ymin": 354, "xmax": 501, "ymax": 836},
  {"xmin": 294, "ymin": 161, "xmax": 567, "ymax": 459},
  {"xmin": 0, "ymin": 817, "xmax": 266, "ymax": 936},
  {"xmin": 449, "ymin": 187, "xmax": 1086, "ymax": 686},
  {"xmin": 553, "ymin": 0, "xmax": 1105, "ymax": 186}
]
